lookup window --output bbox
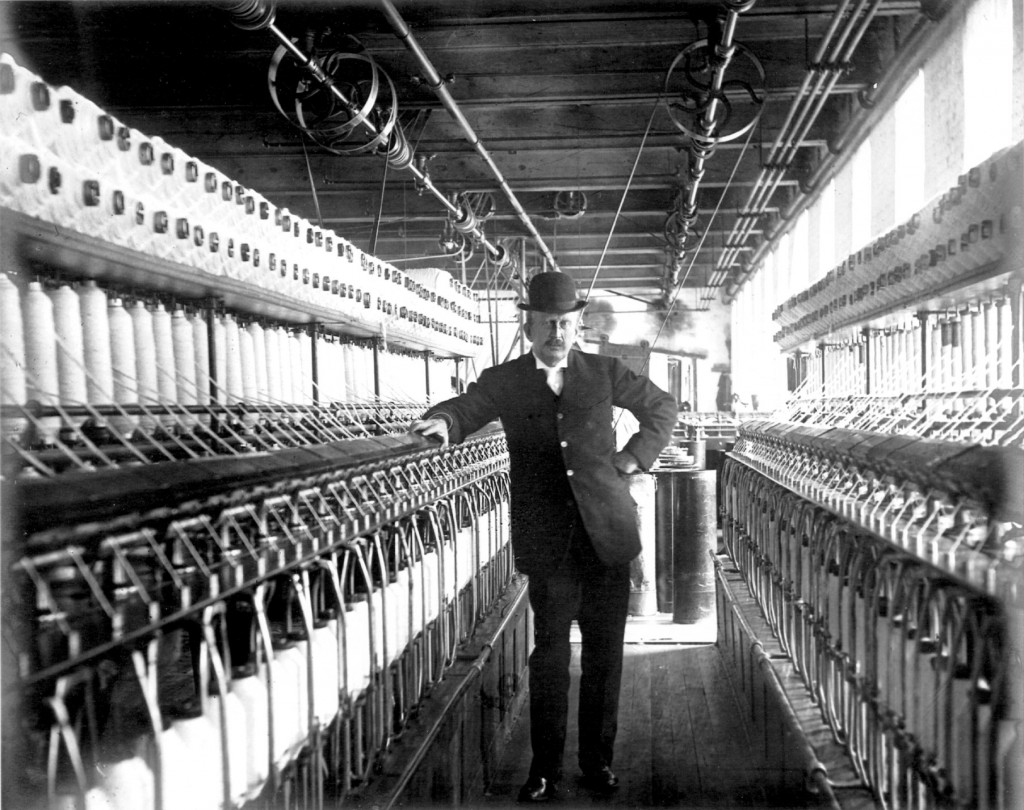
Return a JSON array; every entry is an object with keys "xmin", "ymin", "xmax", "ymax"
[
  {"xmin": 894, "ymin": 70, "xmax": 925, "ymax": 221},
  {"xmin": 963, "ymin": 0, "xmax": 1013, "ymax": 168},
  {"xmin": 850, "ymin": 139, "xmax": 872, "ymax": 248}
]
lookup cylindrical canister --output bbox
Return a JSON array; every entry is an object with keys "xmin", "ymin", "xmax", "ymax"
[
  {"xmin": 672, "ymin": 469, "xmax": 717, "ymax": 624},
  {"xmin": 627, "ymin": 472, "xmax": 657, "ymax": 616},
  {"xmin": 683, "ymin": 439, "xmax": 706, "ymax": 470},
  {"xmin": 653, "ymin": 467, "xmax": 682, "ymax": 613}
]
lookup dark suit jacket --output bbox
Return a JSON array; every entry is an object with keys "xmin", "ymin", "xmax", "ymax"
[{"xmin": 423, "ymin": 349, "xmax": 677, "ymax": 576}]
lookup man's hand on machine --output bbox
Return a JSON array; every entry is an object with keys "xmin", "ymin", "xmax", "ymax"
[{"xmin": 409, "ymin": 417, "xmax": 449, "ymax": 446}]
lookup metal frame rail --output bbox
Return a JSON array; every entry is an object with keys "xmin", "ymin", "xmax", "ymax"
[
  {"xmin": 2, "ymin": 429, "xmax": 515, "ymax": 810},
  {"xmin": 721, "ymin": 423, "xmax": 1022, "ymax": 809}
]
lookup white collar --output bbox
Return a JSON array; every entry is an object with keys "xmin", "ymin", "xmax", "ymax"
[{"xmin": 533, "ymin": 352, "xmax": 569, "ymax": 372}]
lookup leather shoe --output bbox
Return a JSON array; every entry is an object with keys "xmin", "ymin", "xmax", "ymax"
[
  {"xmin": 517, "ymin": 776, "xmax": 557, "ymax": 802},
  {"xmin": 580, "ymin": 765, "xmax": 619, "ymax": 792}
]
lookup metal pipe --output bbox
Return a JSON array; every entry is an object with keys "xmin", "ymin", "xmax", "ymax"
[
  {"xmin": 377, "ymin": 0, "xmax": 559, "ymax": 273},
  {"xmin": 221, "ymin": 1, "xmax": 509, "ymax": 264},
  {"xmin": 724, "ymin": 4, "xmax": 954, "ymax": 300},
  {"xmin": 716, "ymin": 0, "xmax": 869, "ymax": 273}
]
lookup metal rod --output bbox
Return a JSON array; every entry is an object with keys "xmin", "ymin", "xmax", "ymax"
[{"xmin": 377, "ymin": 0, "xmax": 559, "ymax": 272}]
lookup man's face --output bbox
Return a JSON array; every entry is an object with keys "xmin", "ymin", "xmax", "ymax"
[{"xmin": 524, "ymin": 309, "xmax": 582, "ymax": 366}]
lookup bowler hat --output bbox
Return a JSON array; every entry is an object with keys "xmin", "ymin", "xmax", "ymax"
[{"xmin": 517, "ymin": 272, "xmax": 587, "ymax": 313}]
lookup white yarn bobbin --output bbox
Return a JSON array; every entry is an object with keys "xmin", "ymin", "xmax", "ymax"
[
  {"xmin": 0, "ymin": 274, "xmax": 27, "ymax": 441},
  {"xmin": 264, "ymin": 326, "xmax": 284, "ymax": 405},
  {"xmin": 342, "ymin": 344, "xmax": 356, "ymax": 402},
  {"xmin": 151, "ymin": 303, "xmax": 177, "ymax": 430},
  {"xmin": 239, "ymin": 322, "xmax": 258, "ymax": 401},
  {"xmin": 238, "ymin": 323, "xmax": 258, "ymax": 430},
  {"xmin": 128, "ymin": 301, "xmax": 158, "ymax": 434},
  {"xmin": 107, "ymin": 297, "xmax": 139, "ymax": 438},
  {"xmin": 361, "ymin": 344, "xmax": 376, "ymax": 401},
  {"xmin": 48, "ymin": 285, "xmax": 88, "ymax": 426},
  {"xmin": 22, "ymin": 280, "xmax": 61, "ymax": 444},
  {"xmin": 246, "ymin": 322, "xmax": 269, "ymax": 403},
  {"xmin": 222, "ymin": 314, "xmax": 244, "ymax": 405},
  {"xmin": 313, "ymin": 333, "xmax": 332, "ymax": 402},
  {"xmin": 211, "ymin": 315, "xmax": 227, "ymax": 406},
  {"xmin": 79, "ymin": 280, "xmax": 114, "ymax": 405},
  {"xmin": 287, "ymin": 331, "xmax": 303, "ymax": 406},
  {"xmin": 190, "ymin": 312, "xmax": 211, "ymax": 426},
  {"xmin": 298, "ymin": 330, "xmax": 313, "ymax": 405},
  {"xmin": 170, "ymin": 307, "xmax": 197, "ymax": 428}
]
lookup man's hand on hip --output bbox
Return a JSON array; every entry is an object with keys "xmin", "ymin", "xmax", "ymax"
[
  {"xmin": 612, "ymin": 449, "xmax": 640, "ymax": 474},
  {"xmin": 409, "ymin": 417, "xmax": 450, "ymax": 446}
]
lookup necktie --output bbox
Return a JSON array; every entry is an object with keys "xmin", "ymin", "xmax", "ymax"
[{"xmin": 544, "ymin": 366, "xmax": 563, "ymax": 395}]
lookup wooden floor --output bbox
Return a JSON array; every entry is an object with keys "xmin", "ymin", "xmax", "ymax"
[{"xmin": 477, "ymin": 638, "xmax": 830, "ymax": 809}]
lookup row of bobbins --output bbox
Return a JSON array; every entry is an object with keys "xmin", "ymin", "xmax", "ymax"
[{"xmin": 0, "ymin": 52, "xmax": 485, "ymax": 353}]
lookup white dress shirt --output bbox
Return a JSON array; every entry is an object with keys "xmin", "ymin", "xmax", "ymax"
[{"xmin": 535, "ymin": 354, "xmax": 569, "ymax": 395}]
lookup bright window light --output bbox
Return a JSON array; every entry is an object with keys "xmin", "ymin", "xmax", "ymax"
[
  {"xmin": 963, "ymin": 0, "xmax": 1013, "ymax": 168},
  {"xmin": 850, "ymin": 140, "xmax": 872, "ymax": 248},
  {"xmin": 894, "ymin": 70, "xmax": 925, "ymax": 221}
]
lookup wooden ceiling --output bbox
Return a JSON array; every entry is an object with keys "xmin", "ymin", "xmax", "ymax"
[{"xmin": 2, "ymin": 0, "xmax": 929, "ymax": 306}]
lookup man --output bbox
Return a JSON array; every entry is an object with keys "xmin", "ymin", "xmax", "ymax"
[{"xmin": 410, "ymin": 272, "xmax": 676, "ymax": 802}]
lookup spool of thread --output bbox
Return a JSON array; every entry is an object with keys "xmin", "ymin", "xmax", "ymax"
[
  {"xmin": 222, "ymin": 314, "xmax": 244, "ymax": 405},
  {"xmin": 342, "ymin": 344, "xmax": 357, "ymax": 401},
  {"xmin": 79, "ymin": 280, "xmax": 114, "ymax": 404},
  {"xmin": 170, "ymin": 307, "xmax": 197, "ymax": 428},
  {"xmin": 107, "ymin": 297, "xmax": 138, "ymax": 438},
  {"xmin": 238, "ymin": 320, "xmax": 258, "ymax": 430},
  {"xmin": 239, "ymin": 321, "xmax": 258, "ymax": 402},
  {"xmin": 246, "ymin": 322, "xmax": 269, "ymax": 403},
  {"xmin": 362, "ymin": 344, "xmax": 376, "ymax": 400},
  {"xmin": 0, "ymin": 274, "xmax": 28, "ymax": 441},
  {"xmin": 329, "ymin": 338, "xmax": 346, "ymax": 402},
  {"xmin": 48, "ymin": 285, "xmax": 88, "ymax": 434},
  {"xmin": 151, "ymin": 302, "xmax": 177, "ymax": 430},
  {"xmin": 264, "ymin": 326, "xmax": 284, "ymax": 405},
  {"xmin": 230, "ymin": 670, "xmax": 269, "ymax": 800},
  {"xmin": 22, "ymin": 281, "xmax": 61, "ymax": 444},
  {"xmin": 156, "ymin": 720, "xmax": 193, "ymax": 810},
  {"xmin": 128, "ymin": 301, "xmax": 158, "ymax": 433},
  {"xmin": 298, "ymin": 330, "xmax": 313, "ymax": 405},
  {"xmin": 211, "ymin": 315, "xmax": 227, "ymax": 406},
  {"xmin": 188, "ymin": 313, "xmax": 210, "ymax": 406},
  {"xmin": 313, "ymin": 334, "xmax": 332, "ymax": 402},
  {"xmin": 189, "ymin": 312, "xmax": 211, "ymax": 426},
  {"xmin": 287, "ymin": 331, "xmax": 303, "ymax": 405}
]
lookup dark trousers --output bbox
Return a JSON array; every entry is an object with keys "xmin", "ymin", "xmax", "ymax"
[{"xmin": 526, "ymin": 527, "xmax": 630, "ymax": 782}]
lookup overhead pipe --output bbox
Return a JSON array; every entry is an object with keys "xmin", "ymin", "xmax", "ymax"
[
  {"xmin": 377, "ymin": 0, "xmax": 560, "ymax": 275},
  {"xmin": 219, "ymin": 0, "xmax": 512, "ymax": 269},
  {"xmin": 713, "ymin": 0, "xmax": 877, "ymax": 280},
  {"xmin": 723, "ymin": 0, "xmax": 958, "ymax": 301},
  {"xmin": 662, "ymin": 0, "xmax": 761, "ymax": 299}
]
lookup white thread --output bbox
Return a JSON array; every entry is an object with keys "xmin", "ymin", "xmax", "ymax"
[
  {"xmin": 190, "ymin": 312, "xmax": 211, "ymax": 427},
  {"xmin": 0, "ymin": 274, "xmax": 27, "ymax": 440},
  {"xmin": 107, "ymin": 297, "xmax": 139, "ymax": 437},
  {"xmin": 212, "ymin": 315, "xmax": 227, "ymax": 405},
  {"xmin": 151, "ymin": 302, "xmax": 177, "ymax": 429},
  {"xmin": 79, "ymin": 280, "xmax": 114, "ymax": 404},
  {"xmin": 171, "ymin": 308, "xmax": 197, "ymax": 429},
  {"xmin": 298, "ymin": 330, "xmax": 313, "ymax": 405},
  {"xmin": 48, "ymin": 285, "xmax": 88, "ymax": 418},
  {"xmin": 129, "ymin": 300, "xmax": 158, "ymax": 433},
  {"xmin": 223, "ymin": 314, "xmax": 244, "ymax": 404},
  {"xmin": 287, "ymin": 331, "xmax": 303, "ymax": 405},
  {"xmin": 265, "ymin": 326, "xmax": 283, "ymax": 404},
  {"xmin": 246, "ymin": 322, "xmax": 269, "ymax": 403},
  {"xmin": 239, "ymin": 322, "xmax": 258, "ymax": 402}
]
